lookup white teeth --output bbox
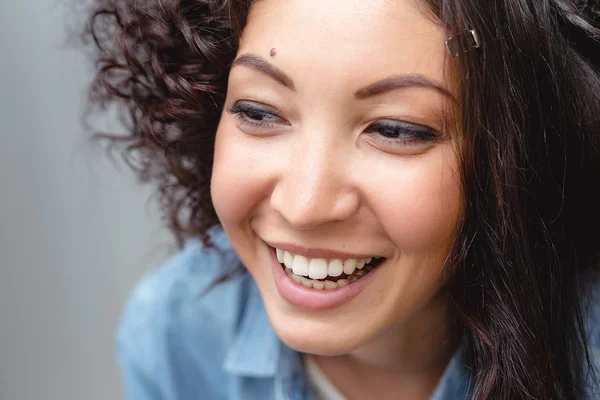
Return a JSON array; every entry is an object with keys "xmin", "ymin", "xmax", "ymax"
[
  {"xmin": 312, "ymin": 280, "xmax": 324, "ymax": 290},
  {"xmin": 324, "ymin": 280, "xmax": 338, "ymax": 290},
  {"xmin": 356, "ymin": 259, "xmax": 366, "ymax": 270},
  {"xmin": 300, "ymin": 277, "xmax": 313, "ymax": 288},
  {"xmin": 291, "ymin": 255, "xmax": 309, "ymax": 276},
  {"xmin": 287, "ymin": 266, "xmax": 369, "ymax": 290},
  {"xmin": 327, "ymin": 259, "xmax": 343, "ymax": 277},
  {"xmin": 308, "ymin": 258, "xmax": 328, "ymax": 280},
  {"xmin": 285, "ymin": 263, "xmax": 340, "ymax": 290},
  {"xmin": 283, "ymin": 251, "xmax": 294, "ymax": 269},
  {"xmin": 343, "ymin": 259, "xmax": 357, "ymax": 275},
  {"xmin": 293, "ymin": 274, "xmax": 340, "ymax": 290},
  {"xmin": 275, "ymin": 247, "xmax": 382, "ymax": 279}
]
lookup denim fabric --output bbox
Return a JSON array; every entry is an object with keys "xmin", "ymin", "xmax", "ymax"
[{"xmin": 116, "ymin": 229, "xmax": 598, "ymax": 399}]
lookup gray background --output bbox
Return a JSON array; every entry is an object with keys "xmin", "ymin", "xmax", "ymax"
[{"xmin": 0, "ymin": 1, "xmax": 172, "ymax": 399}]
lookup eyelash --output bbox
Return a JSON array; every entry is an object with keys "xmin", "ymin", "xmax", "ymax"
[
  {"xmin": 363, "ymin": 120, "xmax": 439, "ymax": 147},
  {"xmin": 225, "ymin": 102, "xmax": 286, "ymax": 129},
  {"xmin": 225, "ymin": 101, "xmax": 440, "ymax": 147}
]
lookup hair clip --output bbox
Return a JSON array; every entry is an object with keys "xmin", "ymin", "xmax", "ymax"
[{"xmin": 445, "ymin": 29, "xmax": 480, "ymax": 57}]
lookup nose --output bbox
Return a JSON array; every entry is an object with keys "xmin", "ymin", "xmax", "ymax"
[{"xmin": 269, "ymin": 134, "xmax": 360, "ymax": 230}]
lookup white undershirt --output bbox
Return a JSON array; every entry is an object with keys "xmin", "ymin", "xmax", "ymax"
[{"xmin": 303, "ymin": 355, "xmax": 348, "ymax": 400}]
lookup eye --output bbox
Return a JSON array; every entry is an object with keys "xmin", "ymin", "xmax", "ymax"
[
  {"xmin": 364, "ymin": 119, "xmax": 439, "ymax": 148},
  {"xmin": 225, "ymin": 101, "xmax": 288, "ymax": 129}
]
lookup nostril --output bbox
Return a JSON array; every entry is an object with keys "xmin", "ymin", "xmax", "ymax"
[{"xmin": 269, "ymin": 176, "xmax": 360, "ymax": 230}]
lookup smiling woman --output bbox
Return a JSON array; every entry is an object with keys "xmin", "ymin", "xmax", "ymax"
[
  {"xmin": 83, "ymin": 0, "xmax": 600, "ymax": 399},
  {"xmin": 212, "ymin": 5, "xmax": 462, "ymax": 388}
]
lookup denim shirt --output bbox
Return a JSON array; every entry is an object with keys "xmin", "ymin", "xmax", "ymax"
[{"xmin": 116, "ymin": 229, "xmax": 600, "ymax": 400}]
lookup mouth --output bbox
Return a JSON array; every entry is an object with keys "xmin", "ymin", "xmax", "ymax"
[
  {"xmin": 267, "ymin": 243, "xmax": 388, "ymax": 310},
  {"xmin": 275, "ymin": 247, "xmax": 386, "ymax": 290}
]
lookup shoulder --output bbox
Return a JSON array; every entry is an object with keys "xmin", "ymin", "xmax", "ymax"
[
  {"xmin": 585, "ymin": 280, "xmax": 600, "ymax": 355},
  {"xmin": 583, "ymin": 279, "xmax": 600, "ymax": 395},
  {"xmin": 116, "ymin": 228, "xmax": 249, "ymax": 399}
]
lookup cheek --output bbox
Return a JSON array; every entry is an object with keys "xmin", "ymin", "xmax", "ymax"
[
  {"xmin": 210, "ymin": 121, "xmax": 277, "ymax": 226},
  {"xmin": 211, "ymin": 125, "xmax": 252, "ymax": 224},
  {"xmin": 366, "ymin": 147, "xmax": 461, "ymax": 253}
]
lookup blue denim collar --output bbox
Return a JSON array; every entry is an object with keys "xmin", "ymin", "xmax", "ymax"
[
  {"xmin": 223, "ymin": 278, "xmax": 281, "ymax": 378},
  {"xmin": 430, "ymin": 339, "xmax": 473, "ymax": 399}
]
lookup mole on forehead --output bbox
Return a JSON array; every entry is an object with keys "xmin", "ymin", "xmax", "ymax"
[{"xmin": 270, "ymin": 48, "xmax": 277, "ymax": 57}]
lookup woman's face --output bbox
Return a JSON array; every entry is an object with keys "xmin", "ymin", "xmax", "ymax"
[{"xmin": 212, "ymin": 0, "xmax": 462, "ymax": 355}]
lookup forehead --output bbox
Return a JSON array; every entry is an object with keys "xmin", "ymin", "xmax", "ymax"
[{"xmin": 238, "ymin": 0, "xmax": 449, "ymax": 91}]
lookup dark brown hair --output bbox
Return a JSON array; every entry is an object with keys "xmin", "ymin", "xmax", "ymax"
[{"xmin": 83, "ymin": 0, "xmax": 600, "ymax": 398}]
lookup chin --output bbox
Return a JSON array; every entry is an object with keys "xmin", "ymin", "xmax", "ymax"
[{"xmin": 267, "ymin": 311, "xmax": 370, "ymax": 356}]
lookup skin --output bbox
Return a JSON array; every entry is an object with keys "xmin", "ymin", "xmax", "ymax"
[{"xmin": 211, "ymin": 0, "xmax": 462, "ymax": 398}]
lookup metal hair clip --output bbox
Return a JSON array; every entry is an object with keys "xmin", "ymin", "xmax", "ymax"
[{"xmin": 445, "ymin": 29, "xmax": 480, "ymax": 57}]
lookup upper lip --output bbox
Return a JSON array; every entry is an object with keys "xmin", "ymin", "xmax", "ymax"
[{"xmin": 265, "ymin": 240, "xmax": 383, "ymax": 260}]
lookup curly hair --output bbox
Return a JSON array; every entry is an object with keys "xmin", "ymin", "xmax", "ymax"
[
  {"xmin": 84, "ymin": 0, "xmax": 250, "ymax": 247},
  {"xmin": 83, "ymin": 0, "xmax": 600, "ymax": 398}
]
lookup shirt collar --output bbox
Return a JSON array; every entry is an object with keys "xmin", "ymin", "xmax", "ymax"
[
  {"xmin": 430, "ymin": 338, "xmax": 473, "ymax": 400},
  {"xmin": 222, "ymin": 276, "xmax": 281, "ymax": 378}
]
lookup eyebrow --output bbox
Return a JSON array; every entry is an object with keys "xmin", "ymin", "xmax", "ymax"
[
  {"xmin": 231, "ymin": 53, "xmax": 455, "ymax": 102},
  {"xmin": 232, "ymin": 53, "xmax": 296, "ymax": 91},
  {"xmin": 355, "ymin": 75, "xmax": 456, "ymax": 102}
]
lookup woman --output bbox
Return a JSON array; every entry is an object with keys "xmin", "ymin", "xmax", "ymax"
[{"xmin": 84, "ymin": 0, "xmax": 600, "ymax": 398}]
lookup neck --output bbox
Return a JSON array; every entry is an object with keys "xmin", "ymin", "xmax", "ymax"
[{"xmin": 309, "ymin": 290, "xmax": 460, "ymax": 399}]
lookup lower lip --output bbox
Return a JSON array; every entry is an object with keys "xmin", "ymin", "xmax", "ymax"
[{"xmin": 269, "ymin": 246, "xmax": 381, "ymax": 311}]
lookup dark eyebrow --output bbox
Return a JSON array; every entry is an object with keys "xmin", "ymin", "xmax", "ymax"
[
  {"xmin": 355, "ymin": 74, "xmax": 456, "ymax": 103},
  {"xmin": 231, "ymin": 53, "xmax": 455, "ymax": 102},
  {"xmin": 231, "ymin": 53, "xmax": 296, "ymax": 91}
]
